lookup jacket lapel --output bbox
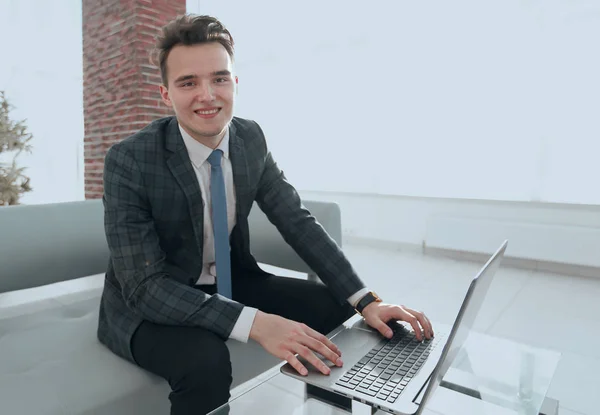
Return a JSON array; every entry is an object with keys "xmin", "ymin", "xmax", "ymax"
[
  {"xmin": 228, "ymin": 122, "xmax": 252, "ymax": 219},
  {"xmin": 165, "ymin": 118, "xmax": 205, "ymax": 258}
]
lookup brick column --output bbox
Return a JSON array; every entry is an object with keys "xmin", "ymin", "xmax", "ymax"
[{"xmin": 82, "ymin": 0, "xmax": 185, "ymax": 199}]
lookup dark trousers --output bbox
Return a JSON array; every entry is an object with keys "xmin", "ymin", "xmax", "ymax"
[{"xmin": 131, "ymin": 272, "xmax": 356, "ymax": 415}]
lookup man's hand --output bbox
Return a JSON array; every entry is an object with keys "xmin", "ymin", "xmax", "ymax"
[
  {"xmin": 361, "ymin": 302, "xmax": 434, "ymax": 341},
  {"xmin": 249, "ymin": 311, "xmax": 343, "ymax": 376}
]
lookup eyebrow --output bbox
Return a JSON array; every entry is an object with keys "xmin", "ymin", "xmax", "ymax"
[{"xmin": 174, "ymin": 70, "xmax": 232, "ymax": 84}]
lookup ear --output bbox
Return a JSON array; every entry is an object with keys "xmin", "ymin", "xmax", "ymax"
[{"xmin": 159, "ymin": 85, "xmax": 173, "ymax": 107}]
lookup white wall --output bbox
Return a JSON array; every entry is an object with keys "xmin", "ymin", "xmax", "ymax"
[
  {"xmin": 1, "ymin": 0, "xmax": 597, "ymax": 270},
  {"xmin": 185, "ymin": 0, "xmax": 600, "ymax": 272},
  {"xmin": 189, "ymin": 0, "xmax": 600, "ymax": 205},
  {"xmin": 3, "ymin": 0, "xmax": 598, "ymax": 206},
  {"xmin": 0, "ymin": 0, "xmax": 84, "ymax": 205}
]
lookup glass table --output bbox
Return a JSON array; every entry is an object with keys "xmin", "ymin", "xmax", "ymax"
[{"xmin": 210, "ymin": 317, "xmax": 561, "ymax": 415}]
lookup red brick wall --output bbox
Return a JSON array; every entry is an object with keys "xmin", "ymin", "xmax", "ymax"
[{"xmin": 83, "ymin": 0, "xmax": 185, "ymax": 199}]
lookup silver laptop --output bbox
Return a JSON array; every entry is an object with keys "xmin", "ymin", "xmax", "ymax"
[{"xmin": 281, "ymin": 240, "xmax": 507, "ymax": 415}]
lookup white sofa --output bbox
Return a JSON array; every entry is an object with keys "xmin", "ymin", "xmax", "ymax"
[{"xmin": 0, "ymin": 199, "xmax": 343, "ymax": 415}]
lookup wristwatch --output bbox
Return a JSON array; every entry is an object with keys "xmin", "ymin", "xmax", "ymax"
[{"xmin": 355, "ymin": 291, "xmax": 382, "ymax": 315}]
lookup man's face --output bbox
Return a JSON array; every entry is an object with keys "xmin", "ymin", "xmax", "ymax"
[{"xmin": 160, "ymin": 42, "xmax": 236, "ymax": 145}]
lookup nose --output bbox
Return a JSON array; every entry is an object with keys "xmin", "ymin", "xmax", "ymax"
[{"xmin": 196, "ymin": 80, "xmax": 215, "ymax": 102}]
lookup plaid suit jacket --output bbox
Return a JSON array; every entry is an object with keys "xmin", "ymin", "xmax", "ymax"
[{"xmin": 97, "ymin": 116, "xmax": 366, "ymax": 363}]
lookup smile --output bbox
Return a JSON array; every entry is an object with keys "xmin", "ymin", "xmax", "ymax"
[{"xmin": 194, "ymin": 108, "xmax": 221, "ymax": 118}]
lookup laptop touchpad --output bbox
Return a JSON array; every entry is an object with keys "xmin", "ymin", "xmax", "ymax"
[
  {"xmin": 296, "ymin": 328, "xmax": 382, "ymax": 373},
  {"xmin": 333, "ymin": 327, "xmax": 381, "ymax": 357},
  {"xmin": 350, "ymin": 318, "xmax": 379, "ymax": 333}
]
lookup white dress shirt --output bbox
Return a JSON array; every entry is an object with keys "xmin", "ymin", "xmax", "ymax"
[{"xmin": 179, "ymin": 123, "xmax": 370, "ymax": 343}]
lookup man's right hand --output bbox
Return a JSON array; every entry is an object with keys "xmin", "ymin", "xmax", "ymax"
[{"xmin": 249, "ymin": 311, "xmax": 343, "ymax": 376}]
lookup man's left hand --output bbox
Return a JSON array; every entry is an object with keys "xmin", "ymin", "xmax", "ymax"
[{"xmin": 361, "ymin": 302, "xmax": 434, "ymax": 341}]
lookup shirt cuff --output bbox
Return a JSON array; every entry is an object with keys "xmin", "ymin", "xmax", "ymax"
[
  {"xmin": 228, "ymin": 306, "xmax": 259, "ymax": 343},
  {"xmin": 348, "ymin": 288, "xmax": 371, "ymax": 308}
]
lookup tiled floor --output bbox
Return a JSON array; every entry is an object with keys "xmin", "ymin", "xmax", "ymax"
[{"xmin": 339, "ymin": 242, "xmax": 597, "ymax": 415}]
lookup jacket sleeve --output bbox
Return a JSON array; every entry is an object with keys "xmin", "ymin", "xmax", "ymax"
[
  {"xmin": 252, "ymin": 122, "xmax": 366, "ymax": 304},
  {"xmin": 102, "ymin": 143, "xmax": 243, "ymax": 339}
]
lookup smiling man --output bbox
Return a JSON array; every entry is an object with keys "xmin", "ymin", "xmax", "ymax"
[{"xmin": 97, "ymin": 14, "xmax": 433, "ymax": 415}]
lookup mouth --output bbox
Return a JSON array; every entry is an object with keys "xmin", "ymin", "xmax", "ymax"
[{"xmin": 194, "ymin": 108, "xmax": 221, "ymax": 119}]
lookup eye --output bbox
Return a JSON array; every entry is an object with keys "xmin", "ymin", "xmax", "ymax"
[
  {"xmin": 215, "ymin": 77, "xmax": 228, "ymax": 83},
  {"xmin": 181, "ymin": 82, "xmax": 195, "ymax": 87}
]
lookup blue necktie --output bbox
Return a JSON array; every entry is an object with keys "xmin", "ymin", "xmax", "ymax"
[{"xmin": 207, "ymin": 150, "xmax": 232, "ymax": 298}]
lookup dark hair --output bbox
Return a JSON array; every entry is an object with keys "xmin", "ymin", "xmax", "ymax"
[{"xmin": 150, "ymin": 14, "xmax": 235, "ymax": 86}]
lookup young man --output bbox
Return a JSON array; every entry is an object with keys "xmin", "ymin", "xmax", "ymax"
[{"xmin": 98, "ymin": 14, "xmax": 433, "ymax": 415}]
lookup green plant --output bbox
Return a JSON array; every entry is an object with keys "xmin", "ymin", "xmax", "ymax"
[{"xmin": 0, "ymin": 91, "xmax": 33, "ymax": 206}]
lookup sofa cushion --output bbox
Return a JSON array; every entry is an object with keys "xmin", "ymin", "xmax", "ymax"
[{"xmin": 0, "ymin": 275, "xmax": 279, "ymax": 415}]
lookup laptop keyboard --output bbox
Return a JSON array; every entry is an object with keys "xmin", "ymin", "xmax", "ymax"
[{"xmin": 335, "ymin": 327, "xmax": 443, "ymax": 404}]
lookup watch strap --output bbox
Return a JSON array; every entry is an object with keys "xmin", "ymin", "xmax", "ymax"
[{"xmin": 356, "ymin": 292, "xmax": 381, "ymax": 315}]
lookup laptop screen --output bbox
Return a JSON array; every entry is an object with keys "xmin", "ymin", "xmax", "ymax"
[{"xmin": 415, "ymin": 240, "xmax": 507, "ymax": 413}]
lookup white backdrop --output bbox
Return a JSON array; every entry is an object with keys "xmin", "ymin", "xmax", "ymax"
[
  {"xmin": 0, "ymin": 0, "xmax": 84, "ymax": 205},
  {"xmin": 1, "ymin": 0, "xmax": 597, "ymax": 205},
  {"xmin": 188, "ymin": 0, "xmax": 600, "ymax": 204}
]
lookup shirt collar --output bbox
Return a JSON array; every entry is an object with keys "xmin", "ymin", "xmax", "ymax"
[{"xmin": 178, "ymin": 123, "xmax": 230, "ymax": 169}]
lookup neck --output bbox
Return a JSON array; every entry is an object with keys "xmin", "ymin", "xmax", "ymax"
[{"xmin": 182, "ymin": 125, "xmax": 225, "ymax": 149}]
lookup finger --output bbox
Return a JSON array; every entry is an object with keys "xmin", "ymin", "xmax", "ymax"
[
  {"xmin": 371, "ymin": 317, "xmax": 394, "ymax": 339},
  {"xmin": 396, "ymin": 309, "xmax": 423, "ymax": 341},
  {"xmin": 300, "ymin": 335, "xmax": 343, "ymax": 367},
  {"xmin": 303, "ymin": 325, "xmax": 343, "ymax": 357},
  {"xmin": 405, "ymin": 308, "xmax": 434, "ymax": 339},
  {"xmin": 423, "ymin": 315, "xmax": 434, "ymax": 338},
  {"xmin": 284, "ymin": 352, "xmax": 308, "ymax": 376},
  {"xmin": 296, "ymin": 345, "xmax": 331, "ymax": 375}
]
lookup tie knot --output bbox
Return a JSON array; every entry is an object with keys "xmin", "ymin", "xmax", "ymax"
[{"xmin": 207, "ymin": 149, "xmax": 223, "ymax": 167}]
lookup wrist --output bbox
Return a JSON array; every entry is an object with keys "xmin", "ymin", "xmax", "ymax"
[
  {"xmin": 361, "ymin": 301, "xmax": 380, "ymax": 317},
  {"xmin": 249, "ymin": 310, "xmax": 267, "ymax": 342},
  {"xmin": 355, "ymin": 291, "xmax": 382, "ymax": 315}
]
